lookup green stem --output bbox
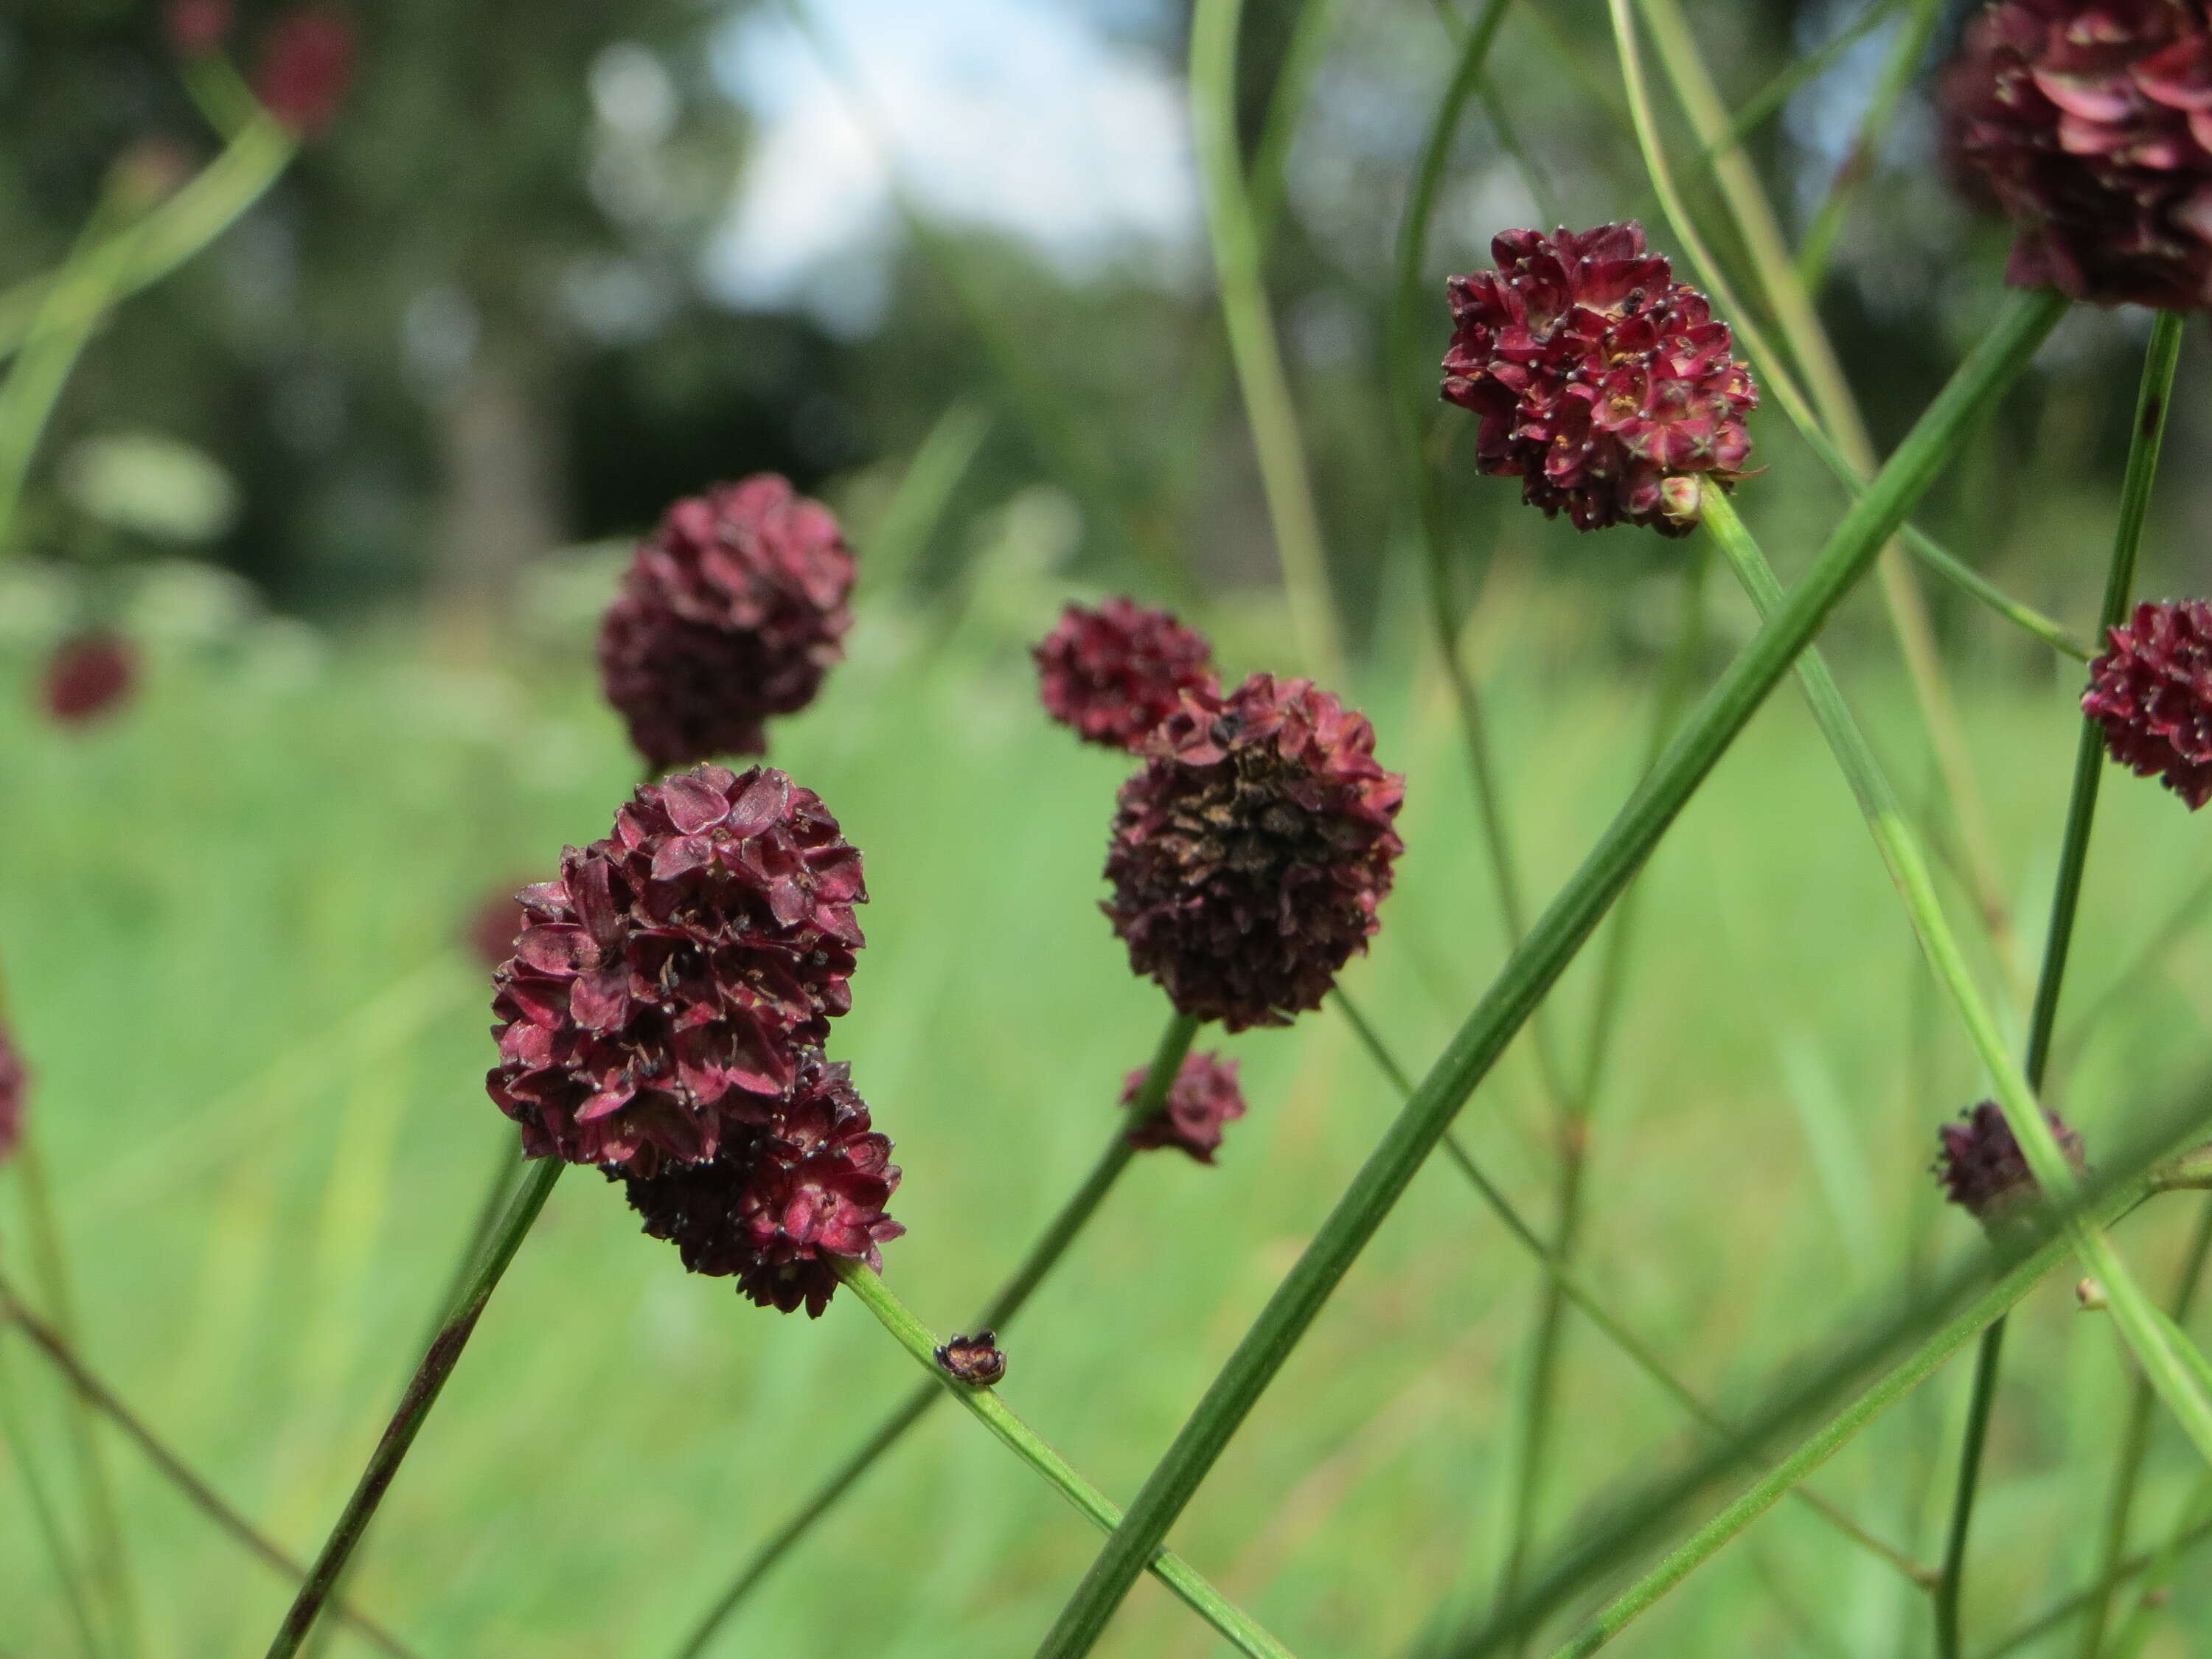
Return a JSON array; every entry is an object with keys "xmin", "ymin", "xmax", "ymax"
[
  {"xmin": 0, "ymin": 1278, "xmax": 421, "ymax": 1659},
  {"xmin": 1978, "ymin": 1506, "xmax": 2212, "ymax": 1659},
  {"xmin": 1191, "ymin": 0, "xmax": 1346, "ymax": 681},
  {"xmin": 2073, "ymin": 1195, "xmax": 2212, "ymax": 1659},
  {"xmin": 1939, "ymin": 302, "xmax": 2184, "ymax": 1659},
  {"xmin": 1031, "ymin": 288, "xmax": 2070, "ymax": 1659},
  {"xmin": 0, "ymin": 1330, "xmax": 102, "ymax": 1659},
  {"xmin": 1899, "ymin": 525, "xmax": 2093, "ymax": 661},
  {"xmin": 666, "ymin": 1013, "xmax": 1197, "ymax": 1659},
  {"xmin": 1699, "ymin": 480, "xmax": 2212, "ymax": 1472},
  {"xmin": 1795, "ymin": 0, "xmax": 1944, "ymax": 292},
  {"xmin": 260, "ymin": 1157, "xmax": 564, "ymax": 1659},
  {"xmin": 1330, "ymin": 990, "xmax": 1933, "ymax": 1588},
  {"xmin": 1692, "ymin": 0, "xmax": 1905, "ymax": 172},
  {"xmin": 2102, "ymin": 1470, "xmax": 2212, "ymax": 1659},
  {"xmin": 831, "ymin": 1259, "xmax": 1298, "ymax": 1659}
]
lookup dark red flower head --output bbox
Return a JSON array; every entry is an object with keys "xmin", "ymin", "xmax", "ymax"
[
  {"xmin": 1103, "ymin": 673, "xmax": 1405, "ymax": 1031},
  {"xmin": 487, "ymin": 764, "xmax": 866, "ymax": 1174},
  {"xmin": 0, "ymin": 1023, "xmax": 25, "ymax": 1168},
  {"xmin": 616, "ymin": 1051, "xmax": 901, "ymax": 1317},
  {"xmin": 1945, "ymin": 0, "xmax": 2212, "ymax": 308},
  {"xmin": 1441, "ymin": 223, "xmax": 1758, "ymax": 535},
  {"xmin": 1937, "ymin": 1100, "xmax": 2088, "ymax": 1224},
  {"xmin": 255, "ymin": 9, "xmax": 354, "ymax": 138},
  {"xmin": 1034, "ymin": 599, "xmax": 1216, "ymax": 751},
  {"xmin": 2084, "ymin": 599, "xmax": 2212, "ymax": 807},
  {"xmin": 599, "ymin": 474, "xmax": 857, "ymax": 771},
  {"xmin": 166, "ymin": 0, "xmax": 232, "ymax": 56},
  {"xmin": 1122, "ymin": 1050, "xmax": 1246, "ymax": 1163},
  {"xmin": 41, "ymin": 632, "xmax": 138, "ymax": 727}
]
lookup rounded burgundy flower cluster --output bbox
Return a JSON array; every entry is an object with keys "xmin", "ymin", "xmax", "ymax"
[
  {"xmin": 0, "ymin": 1022, "xmax": 25, "ymax": 1167},
  {"xmin": 1937, "ymin": 1100, "xmax": 2088, "ymax": 1225},
  {"xmin": 1104, "ymin": 673, "xmax": 1405, "ymax": 1031},
  {"xmin": 2083, "ymin": 599, "xmax": 2212, "ymax": 807},
  {"xmin": 1946, "ymin": 0, "xmax": 2212, "ymax": 309},
  {"xmin": 599, "ymin": 475, "xmax": 856, "ymax": 771},
  {"xmin": 1440, "ymin": 223, "xmax": 1757, "ymax": 536},
  {"xmin": 1122, "ymin": 1051, "xmax": 1247, "ymax": 1164},
  {"xmin": 614, "ymin": 1053, "xmax": 902, "ymax": 1317},
  {"xmin": 1034, "ymin": 599, "xmax": 1216, "ymax": 751},
  {"xmin": 255, "ymin": 8, "xmax": 354, "ymax": 138},
  {"xmin": 487, "ymin": 765, "xmax": 866, "ymax": 1174},
  {"xmin": 41, "ymin": 632, "xmax": 138, "ymax": 727}
]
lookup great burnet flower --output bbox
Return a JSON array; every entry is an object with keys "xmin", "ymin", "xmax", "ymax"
[
  {"xmin": 1034, "ymin": 599, "xmax": 1216, "ymax": 751},
  {"xmin": 616, "ymin": 1051, "xmax": 901, "ymax": 1317},
  {"xmin": 1103, "ymin": 674, "xmax": 1404, "ymax": 1031},
  {"xmin": 166, "ymin": 0, "xmax": 232, "ymax": 55},
  {"xmin": 41, "ymin": 632, "xmax": 138, "ymax": 726},
  {"xmin": 1121, "ymin": 1050, "xmax": 1246, "ymax": 1163},
  {"xmin": 1947, "ymin": 0, "xmax": 2212, "ymax": 308},
  {"xmin": 2083, "ymin": 599, "xmax": 2212, "ymax": 807},
  {"xmin": 0, "ymin": 1023, "xmax": 24, "ymax": 1167},
  {"xmin": 1937, "ymin": 1100, "xmax": 2089, "ymax": 1224},
  {"xmin": 1440, "ymin": 223, "xmax": 1758, "ymax": 535},
  {"xmin": 255, "ymin": 8, "xmax": 353, "ymax": 137},
  {"xmin": 598, "ymin": 474, "xmax": 856, "ymax": 771},
  {"xmin": 486, "ymin": 764, "xmax": 865, "ymax": 1173}
]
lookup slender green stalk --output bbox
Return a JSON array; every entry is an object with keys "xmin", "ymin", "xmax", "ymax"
[
  {"xmin": 1936, "ymin": 304, "xmax": 2185, "ymax": 1659},
  {"xmin": 0, "ymin": 1279, "xmax": 421, "ymax": 1659},
  {"xmin": 2059, "ymin": 859, "xmax": 2212, "ymax": 1062},
  {"xmin": 667, "ymin": 1014, "xmax": 1197, "ymax": 1659},
  {"xmin": 0, "ymin": 1332, "xmax": 102, "ymax": 1659},
  {"xmin": 1330, "ymin": 990, "xmax": 1933, "ymax": 1587},
  {"xmin": 1694, "ymin": 0, "xmax": 1905, "ymax": 171},
  {"xmin": 1629, "ymin": 0, "xmax": 2026, "ymax": 991},
  {"xmin": 2102, "ymin": 1470, "xmax": 2212, "ymax": 1659},
  {"xmin": 260, "ymin": 1158, "xmax": 564, "ymax": 1659},
  {"xmin": 1030, "ymin": 288, "xmax": 2069, "ymax": 1659},
  {"xmin": 13, "ymin": 1140, "xmax": 138, "ymax": 1659},
  {"xmin": 831, "ymin": 1259, "xmax": 1298, "ymax": 1659},
  {"xmin": 1899, "ymin": 525, "xmax": 2093, "ymax": 661},
  {"xmin": 1699, "ymin": 484, "xmax": 2212, "ymax": 1475},
  {"xmin": 1978, "ymin": 1507, "xmax": 2212, "ymax": 1659},
  {"xmin": 1795, "ymin": 0, "xmax": 1943, "ymax": 291},
  {"xmin": 1191, "ymin": 0, "xmax": 1345, "ymax": 681}
]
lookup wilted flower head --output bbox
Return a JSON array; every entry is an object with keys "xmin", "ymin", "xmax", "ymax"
[
  {"xmin": 2084, "ymin": 599, "xmax": 2212, "ymax": 807},
  {"xmin": 1122, "ymin": 1050, "xmax": 1246, "ymax": 1163},
  {"xmin": 254, "ymin": 9, "xmax": 354, "ymax": 137},
  {"xmin": 1034, "ymin": 599, "xmax": 1216, "ymax": 751},
  {"xmin": 165, "ymin": 0, "xmax": 232, "ymax": 55},
  {"xmin": 1946, "ymin": 0, "xmax": 2212, "ymax": 308},
  {"xmin": 487, "ymin": 765, "xmax": 866, "ymax": 1173},
  {"xmin": 1440, "ymin": 223, "xmax": 1758, "ymax": 535},
  {"xmin": 0, "ymin": 1023, "xmax": 24, "ymax": 1167},
  {"xmin": 617, "ymin": 1051, "xmax": 901, "ymax": 1317},
  {"xmin": 935, "ymin": 1329, "xmax": 1007, "ymax": 1385},
  {"xmin": 41, "ymin": 632, "xmax": 138, "ymax": 726},
  {"xmin": 1937, "ymin": 1100, "xmax": 2088, "ymax": 1224},
  {"xmin": 1104, "ymin": 674, "xmax": 1404, "ymax": 1031},
  {"xmin": 599, "ymin": 474, "xmax": 856, "ymax": 771}
]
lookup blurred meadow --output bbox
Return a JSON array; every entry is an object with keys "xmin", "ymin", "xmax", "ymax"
[{"xmin": 7, "ymin": 1, "xmax": 2212, "ymax": 1657}]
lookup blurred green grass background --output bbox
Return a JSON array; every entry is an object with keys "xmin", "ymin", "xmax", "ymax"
[{"xmin": 4, "ymin": 560, "xmax": 2212, "ymax": 1659}]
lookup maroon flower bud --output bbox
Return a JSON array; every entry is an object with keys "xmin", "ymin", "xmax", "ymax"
[
  {"xmin": 934, "ymin": 1329, "xmax": 1006, "ymax": 1386},
  {"xmin": 40, "ymin": 632, "xmax": 138, "ymax": 727},
  {"xmin": 1034, "ymin": 599, "xmax": 1216, "ymax": 751},
  {"xmin": 1441, "ymin": 223, "xmax": 1758, "ymax": 536},
  {"xmin": 1103, "ymin": 674, "xmax": 1405, "ymax": 1031},
  {"xmin": 254, "ymin": 9, "xmax": 353, "ymax": 138},
  {"xmin": 1945, "ymin": 0, "xmax": 2212, "ymax": 308},
  {"xmin": 1937, "ymin": 1100, "xmax": 2088, "ymax": 1225},
  {"xmin": 487, "ymin": 765, "xmax": 866, "ymax": 1174},
  {"xmin": 1122, "ymin": 1051, "xmax": 1246, "ymax": 1164},
  {"xmin": 0, "ymin": 1023, "xmax": 25, "ymax": 1167},
  {"xmin": 2084, "ymin": 599, "xmax": 2212, "ymax": 807},
  {"xmin": 599, "ymin": 475, "xmax": 856, "ymax": 771},
  {"xmin": 467, "ymin": 883, "xmax": 532, "ymax": 972},
  {"xmin": 165, "ymin": 0, "xmax": 232, "ymax": 56},
  {"xmin": 617, "ymin": 1052, "xmax": 902, "ymax": 1318}
]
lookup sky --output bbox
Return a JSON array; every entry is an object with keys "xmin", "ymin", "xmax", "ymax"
[{"xmin": 706, "ymin": 0, "xmax": 1201, "ymax": 334}]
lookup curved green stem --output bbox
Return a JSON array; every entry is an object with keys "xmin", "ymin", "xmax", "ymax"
[
  {"xmin": 1030, "ymin": 288, "xmax": 2067, "ymax": 1659},
  {"xmin": 667, "ymin": 1013, "xmax": 1197, "ymax": 1659},
  {"xmin": 1191, "ymin": 0, "xmax": 1345, "ymax": 681},
  {"xmin": 831, "ymin": 1259, "xmax": 1298, "ymax": 1659},
  {"xmin": 260, "ymin": 1157, "xmax": 563, "ymax": 1659}
]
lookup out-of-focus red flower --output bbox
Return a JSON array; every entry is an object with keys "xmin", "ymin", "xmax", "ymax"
[
  {"xmin": 1034, "ymin": 599, "xmax": 1215, "ymax": 751},
  {"xmin": 1936, "ymin": 1100, "xmax": 2087, "ymax": 1225},
  {"xmin": 166, "ymin": 0, "xmax": 233, "ymax": 57},
  {"xmin": 2083, "ymin": 599, "xmax": 2212, "ymax": 807},
  {"xmin": 1441, "ymin": 223, "xmax": 1757, "ymax": 535},
  {"xmin": 255, "ymin": 9, "xmax": 354, "ymax": 138},
  {"xmin": 1122, "ymin": 1051, "xmax": 1246, "ymax": 1164},
  {"xmin": 467, "ymin": 884, "xmax": 532, "ymax": 971},
  {"xmin": 0, "ymin": 1023, "xmax": 25, "ymax": 1167},
  {"xmin": 41, "ymin": 632, "xmax": 139, "ymax": 727}
]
